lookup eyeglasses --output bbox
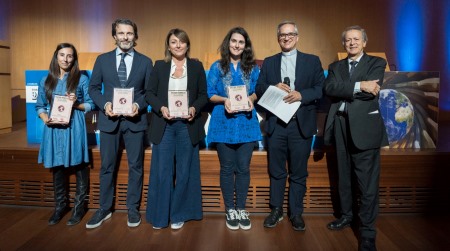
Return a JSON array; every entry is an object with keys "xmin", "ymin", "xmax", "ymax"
[{"xmin": 278, "ymin": 32, "xmax": 298, "ymax": 39}]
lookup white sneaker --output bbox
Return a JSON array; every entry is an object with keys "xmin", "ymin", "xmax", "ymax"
[
  {"xmin": 238, "ymin": 209, "xmax": 251, "ymax": 230},
  {"xmin": 171, "ymin": 222, "xmax": 184, "ymax": 230},
  {"xmin": 225, "ymin": 209, "xmax": 240, "ymax": 230}
]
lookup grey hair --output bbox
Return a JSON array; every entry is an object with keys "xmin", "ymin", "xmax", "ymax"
[
  {"xmin": 341, "ymin": 25, "xmax": 368, "ymax": 46},
  {"xmin": 277, "ymin": 20, "xmax": 298, "ymax": 36}
]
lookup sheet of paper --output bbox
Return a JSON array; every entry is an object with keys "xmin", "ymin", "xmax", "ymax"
[{"xmin": 257, "ymin": 85, "xmax": 300, "ymax": 123}]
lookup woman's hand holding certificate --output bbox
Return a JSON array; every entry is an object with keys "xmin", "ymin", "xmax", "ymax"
[
  {"xmin": 227, "ymin": 85, "xmax": 249, "ymax": 112},
  {"xmin": 49, "ymin": 94, "xmax": 74, "ymax": 125}
]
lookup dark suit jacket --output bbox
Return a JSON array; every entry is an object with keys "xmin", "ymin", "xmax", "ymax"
[
  {"xmin": 323, "ymin": 53, "xmax": 388, "ymax": 150},
  {"xmin": 89, "ymin": 49, "xmax": 153, "ymax": 133},
  {"xmin": 145, "ymin": 59, "xmax": 208, "ymax": 145},
  {"xmin": 255, "ymin": 50, "xmax": 324, "ymax": 138}
]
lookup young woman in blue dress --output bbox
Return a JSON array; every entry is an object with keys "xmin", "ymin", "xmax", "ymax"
[{"xmin": 36, "ymin": 43, "xmax": 94, "ymax": 226}]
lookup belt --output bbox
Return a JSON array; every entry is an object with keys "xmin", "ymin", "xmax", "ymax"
[{"xmin": 336, "ymin": 110, "xmax": 347, "ymax": 117}]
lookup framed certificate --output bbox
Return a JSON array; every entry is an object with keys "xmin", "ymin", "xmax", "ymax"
[
  {"xmin": 113, "ymin": 87, "xmax": 134, "ymax": 115},
  {"xmin": 168, "ymin": 90, "xmax": 189, "ymax": 118},
  {"xmin": 50, "ymin": 95, "xmax": 73, "ymax": 124},
  {"xmin": 228, "ymin": 85, "xmax": 249, "ymax": 111}
]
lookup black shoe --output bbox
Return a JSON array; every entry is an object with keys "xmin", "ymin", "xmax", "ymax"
[
  {"xmin": 359, "ymin": 237, "xmax": 377, "ymax": 251},
  {"xmin": 263, "ymin": 207, "xmax": 283, "ymax": 228},
  {"xmin": 85, "ymin": 209, "xmax": 112, "ymax": 229},
  {"xmin": 67, "ymin": 207, "xmax": 85, "ymax": 226},
  {"xmin": 48, "ymin": 208, "xmax": 69, "ymax": 225},
  {"xmin": 290, "ymin": 214, "xmax": 305, "ymax": 231},
  {"xmin": 327, "ymin": 217, "xmax": 352, "ymax": 230},
  {"xmin": 225, "ymin": 209, "xmax": 240, "ymax": 230},
  {"xmin": 127, "ymin": 211, "xmax": 141, "ymax": 228}
]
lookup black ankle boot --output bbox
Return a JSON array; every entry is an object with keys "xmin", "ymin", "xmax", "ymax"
[
  {"xmin": 67, "ymin": 166, "xmax": 88, "ymax": 226},
  {"xmin": 48, "ymin": 167, "xmax": 68, "ymax": 225}
]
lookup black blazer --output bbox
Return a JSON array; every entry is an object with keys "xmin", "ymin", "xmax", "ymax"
[
  {"xmin": 255, "ymin": 50, "xmax": 324, "ymax": 138},
  {"xmin": 145, "ymin": 59, "xmax": 208, "ymax": 145},
  {"xmin": 323, "ymin": 53, "xmax": 389, "ymax": 150},
  {"xmin": 89, "ymin": 49, "xmax": 153, "ymax": 132}
]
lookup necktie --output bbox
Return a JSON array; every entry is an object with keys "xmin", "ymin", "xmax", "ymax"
[
  {"xmin": 118, "ymin": 53, "xmax": 127, "ymax": 87},
  {"xmin": 349, "ymin": 61, "xmax": 357, "ymax": 77},
  {"xmin": 338, "ymin": 61, "xmax": 358, "ymax": 113}
]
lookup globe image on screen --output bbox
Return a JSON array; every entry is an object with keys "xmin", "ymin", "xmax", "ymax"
[{"xmin": 378, "ymin": 89, "xmax": 414, "ymax": 144}]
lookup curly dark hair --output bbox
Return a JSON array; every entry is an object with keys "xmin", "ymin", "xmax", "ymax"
[{"xmin": 218, "ymin": 27, "xmax": 256, "ymax": 77}]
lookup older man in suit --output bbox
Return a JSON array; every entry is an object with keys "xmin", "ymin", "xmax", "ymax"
[
  {"xmin": 323, "ymin": 25, "xmax": 388, "ymax": 251},
  {"xmin": 256, "ymin": 20, "xmax": 324, "ymax": 231},
  {"xmin": 87, "ymin": 18, "xmax": 153, "ymax": 229}
]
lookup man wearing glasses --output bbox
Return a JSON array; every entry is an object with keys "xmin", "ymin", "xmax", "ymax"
[{"xmin": 256, "ymin": 20, "xmax": 324, "ymax": 231}]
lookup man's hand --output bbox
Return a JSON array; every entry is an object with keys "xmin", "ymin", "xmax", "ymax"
[
  {"xmin": 276, "ymin": 82, "xmax": 291, "ymax": 93},
  {"xmin": 360, "ymin": 80, "xmax": 380, "ymax": 96},
  {"xmin": 124, "ymin": 103, "xmax": 139, "ymax": 117},
  {"xmin": 105, "ymin": 102, "xmax": 118, "ymax": 117},
  {"xmin": 283, "ymin": 90, "xmax": 302, "ymax": 104}
]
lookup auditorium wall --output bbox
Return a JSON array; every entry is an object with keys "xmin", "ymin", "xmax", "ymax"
[{"xmin": 0, "ymin": 0, "xmax": 448, "ymax": 122}]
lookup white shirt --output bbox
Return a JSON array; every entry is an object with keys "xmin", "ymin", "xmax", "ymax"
[
  {"xmin": 116, "ymin": 48, "xmax": 134, "ymax": 79},
  {"xmin": 349, "ymin": 53, "xmax": 364, "ymax": 93},
  {"xmin": 168, "ymin": 59, "xmax": 188, "ymax": 91}
]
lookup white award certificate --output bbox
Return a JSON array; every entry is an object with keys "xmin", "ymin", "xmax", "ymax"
[
  {"xmin": 113, "ymin": 87, "xmax": 134, "ymax": 115},
  {"xmin": 228, "ymin": 85, "xmax": 249, "ymax": 111},
  {"xmin": 168, "ymin": 90, "xmax": 189, "ymax": 118},
  {"xmin": 258, "ymin": 85, "xmax": 301, "ymax": 123},
  {"xmin": 50, "ymin": 95, "xmax": 73, "ymax": 124}
]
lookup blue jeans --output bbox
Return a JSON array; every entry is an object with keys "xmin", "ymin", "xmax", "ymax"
[
  {"xmin": 216, "ymin": 142, "xmax": 255, "ymax": 210},
  {"xmin": 146, "ymin": 121, "xmax": 203, "ymax": 227}
]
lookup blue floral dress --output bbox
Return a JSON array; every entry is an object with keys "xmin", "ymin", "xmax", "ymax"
[
  {"xmin": 207, "ymin": 61, "xmax": 262, "ymax": 144},
  {"xmin": 35, "ymin": 74, "xmax": 94, "ymax": 168}
]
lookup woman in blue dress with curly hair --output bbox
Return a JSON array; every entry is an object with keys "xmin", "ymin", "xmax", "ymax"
[
  {"xmin": 207, "ymin": 27, "xmax": 261, "ymax": 230},
  {"xmin": 36, "ymin": 43, "xmax": 94, "ymax": 226}
]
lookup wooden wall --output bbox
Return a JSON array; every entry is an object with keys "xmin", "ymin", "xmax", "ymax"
[
  {"xmin": 0, "ymin": 41, "xmax": 12, "ymax": 134},
  {"xmin": 0, "ymin": 0, "xmax": 448, "ymax": 122}
]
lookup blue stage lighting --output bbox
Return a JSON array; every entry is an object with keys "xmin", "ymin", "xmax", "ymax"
[{"xmin": 395, "ymin": 0, "xmax": 424, "ymax": 71}]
